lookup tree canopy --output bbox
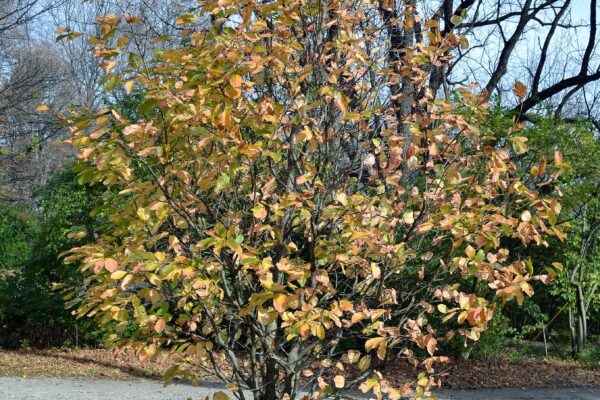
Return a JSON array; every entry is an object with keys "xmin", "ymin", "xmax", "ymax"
[{"xmin": 60, "ymin": 1, "xmax": 570, "ymax": 399}]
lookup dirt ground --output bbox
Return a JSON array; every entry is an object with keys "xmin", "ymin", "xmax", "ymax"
[{"xmin": 1, "ymin": 348, "xmax": 599, "ymax": 391}]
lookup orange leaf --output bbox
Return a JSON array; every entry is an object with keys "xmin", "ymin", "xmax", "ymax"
[
  {"xmin": 229, "ymin": 74, "xmax": 244, "ymax": 88},
  {"xmin": 513, "ymin": 81, "xmax": 527, "ymax": 99},
  {"xmin": 424, "ymin": 334, "xmax": 437, "ymax": 356},
  {"xmin": 554, "ymin": 150, "xmax": 563, "ymax": 166},
  {"xmin": 273, "ymin": 294, "xmax": 287, "ymax": 313},
  {"xmin": 154, "ymin": 318, "xmax": 166, "ymax": 333},
  {"xmin": 104, "ymin": 258, "xmax": 118, "ymax": 272},
  {"xmin": 252, "ymin": 204, "xmax": 267, "ymax": 220}
]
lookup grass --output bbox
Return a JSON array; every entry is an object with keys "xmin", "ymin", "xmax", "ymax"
[{"xmin": 499, "ymin": 337, "xmax": 600, "ymax": 370}]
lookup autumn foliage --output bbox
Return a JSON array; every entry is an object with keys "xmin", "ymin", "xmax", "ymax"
[{"xmin": 62, "ymin": 1, "xmax": 566, "ymax": 399}]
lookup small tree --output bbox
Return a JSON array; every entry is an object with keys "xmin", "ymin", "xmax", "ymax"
[{"xmin": 63, "ymin": 2, "xmax": 565, "ymax": 399}]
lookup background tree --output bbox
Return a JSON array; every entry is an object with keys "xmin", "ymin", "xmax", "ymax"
[
  {"xmin": 0, "ymin": 0, "xmax": 74, "ymax": 202},
  {"xmin": 0, "ymin": 166, "xmax": 105, "ymax": 347},
  {"xmin": 503, "ymin": 115, "xmax": 600, "ymax": 357}
]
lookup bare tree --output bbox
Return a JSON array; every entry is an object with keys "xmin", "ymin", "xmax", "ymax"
[
  {"xmin": 0, "ymin": 44, "xmax": 72, "ymax": 202},
  {"xmin": 0, "ymin": 0, "xmax": 201, "ymax": 202},
  {"xmin": 0, "ymin": 0, "xmax": 57, "ymax": 34},
  {"xmin": 371, "ymin": 1, "xmax": 600, "ymax": 121}
]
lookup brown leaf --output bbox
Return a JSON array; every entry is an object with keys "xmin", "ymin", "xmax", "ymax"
[{"xmin": 513, "ymin": 81, "xmax": 527, "ymax": 99}]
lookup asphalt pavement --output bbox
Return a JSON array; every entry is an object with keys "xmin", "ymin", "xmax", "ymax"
[{"xmin": 0, "ymin": 377, "xmax": 598, "ymax": 400}]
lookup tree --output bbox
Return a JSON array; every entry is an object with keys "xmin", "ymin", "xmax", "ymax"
[
  {"xmin": 0, "ymin": 0, "xmax": 59, "ymax": 35},
  {"xmin": 64, "ymin": 2, "xmax": 565, "ymax": 399},
  {"xmin": 421, "ymin": 0, "xmax": 600, "ymax": 120},
  {"xmin": 0, "ymin": 203, "xmax": 37, "ymax": 272},
  {"xmin": 509, "ymin": 116, "xmax": 600, "ymax": 357},
  {"xmin": 0, "ymin": 87, "xmax": 150, "ymax": 349},
  {"xmin": 0, "ymin": 166, "xmax": 105, "ymax": 348},
  {"xmin": 0, "ymin": 1, "xmax": 75, "ymax": 202}
]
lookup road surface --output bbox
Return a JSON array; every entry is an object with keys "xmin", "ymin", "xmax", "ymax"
[{"xmin": 0, "ymin": 377, "xmax": 598, "ymax": 399}]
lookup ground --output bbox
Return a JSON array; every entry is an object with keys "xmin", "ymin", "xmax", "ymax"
[
  {"xmin": 1, "ymin": 348, "xmax": 599, "ymax": 389},
  {"xmin": 1, "ymin": 348, "xmax": 599, "ymax": 399},
  {"xmin": 0, "ymin": 377, "xmax": 598, "ymax": 400}
]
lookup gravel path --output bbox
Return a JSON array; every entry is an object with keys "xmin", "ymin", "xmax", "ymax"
[{"xmin": 0, "ymin": 377, "xmax": 598, "ymax": 400}]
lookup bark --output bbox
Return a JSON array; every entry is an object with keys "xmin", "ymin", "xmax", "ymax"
[{"xmin": 484, "ymin": 0, "xmax": 534, "ymax": 95}]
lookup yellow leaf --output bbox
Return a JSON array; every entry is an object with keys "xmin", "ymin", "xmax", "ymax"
[
  {"xmin": 315, "ymin": 324, "xmax": 325, "ymax": 340},
  {"xmin": 67, "ymin": 230, "xmax": 87, "ymax": 239},
  {"xmin": 343, "ymin": 350, "xmax": 361, "ymax": 364},
  {"xmin": 137, "ymin": 207, "xmax": 149, "ymax": 222},
  {"xmin": 416, "ymin": 222, "xmax": 433, "ymax": 234},
  {"xmin": 521, "ymin": 210, "xmax": 532, "ymax": 222},
  {"xmin": 295, "ymin": 126, "xmax": 313, "ymax": 143},
  {"xmin": 403, "ymin": 210, "xmax": 414, "ymax": 224},
  {"xmin": 96, "ymin": 13, "xmax": 120, "ymax": 26},
  {"xmin": 176, "ymin": 13, "xmax": 200, "ymax": 25},
  {"xmin": 257, "ymin": 306, "xmax": 278, "ymax": 325},
  {"xmin": 377, "ymin": 340, "xmax": 387, "ymax": 360},
  {"xmin": 365, "ymin": 337, "xmax": 385, "ymax": 352},
  {"xmin": 359, "ymin": 378, "xmax": 377, "ymax": 393},
  {"xmin": 123, "ymin": 124, "xmax": 143, "ymax": 136},
  {"xmin": 121, "ymin": 274, "xmax": 133, "ymax": 290},
  {"xmin": 339, "ymin": 300, "xmax": 354, "ymax": 312},
  {"xmin": 511, "ymin": 136, "xmax": 529, "ymax": 154},
  {"xmin": 296, "ymin": 174, "xmax": 309, "ymax": 185},
  {"xmin": 465, "ymin": 245, "xmax": 476, "ymax": 259},
  {"xmin": 450, "ymin": 15, "xmax": 463, "ymax": 26},
  {"xmin": 125, "ymin": 80, "xmax": 135, "ymax": 94},
  {"xmin": 334, "ymin": 375, "xmax": 345, "ymax": 388},
  {"xmin": 333, "ymin": 91, "xmax": 349, "ymax": 113},
  {"xmin": 169, "ymin": 235, "xmax": 182, "ymax": 253},
  {"xmin": 224, "ymin": 84, "xmax": 241, "ymax": 99},
  {"xmin": 552, "ymin": 262, "xmax": 564, "ymax": 271},
  {"xmin": 149, "ymin": 274, "xmax": 161, "ymax": 286},
  {"xmin": 110, "ymin": 270, "xmax": 127, "ymax": 280},
  {"xmin": 357, "ymin": 355, "xmax": 370, "ymax": 371},
  {"xmin": 370, "ymin": 263, "xmax": 381, "ymax": 279},
  {"xmin": 213, "ymin": 391, "xmax": 232, "ymax": 400},
  {"xmin": 220, "ymin": 108, "xmax": 232, "ymax": 129},
  {"xmin": 36, "ymin": 104, "xmax": 49, "ymax": 111}
]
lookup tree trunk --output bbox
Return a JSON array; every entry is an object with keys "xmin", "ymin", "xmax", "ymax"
[
  {"xmin": 259, "ymin": 357, "xmax": 279, "ymax": 400},
  {"xmin": 568, "ymin": 306, "xmax": 580, "ymax": 358}
]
